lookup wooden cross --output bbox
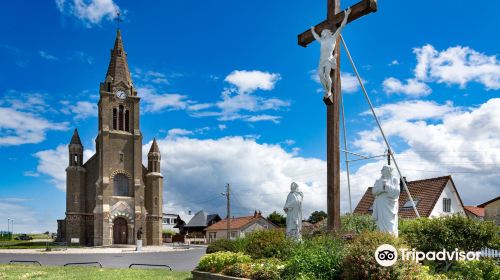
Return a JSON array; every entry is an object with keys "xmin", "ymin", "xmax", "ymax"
[{"xmin": 297, "ymin": 0, "xmax": 377, "ymax": 231}]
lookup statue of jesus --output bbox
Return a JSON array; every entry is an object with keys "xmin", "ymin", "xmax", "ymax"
[
  {"xmin": 372, "ymin": 165, "xmax": 400, "ymax": 237},
  {"xmin": 284, "ymin": 182, "xmax": 303, "ymax": 240},
  {"xmin": 311, "ymin": 8, "xmax": 351, "ymax": 99}
]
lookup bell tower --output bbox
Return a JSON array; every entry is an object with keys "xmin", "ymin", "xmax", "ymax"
[{"xmin": 93, "ymin": 29, "xmax": 147, "ymax": 246}]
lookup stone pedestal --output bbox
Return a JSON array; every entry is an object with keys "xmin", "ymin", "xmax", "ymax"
[{"xmin": 136, "ymin": 240, "xmax": 142, "ymax": 251}]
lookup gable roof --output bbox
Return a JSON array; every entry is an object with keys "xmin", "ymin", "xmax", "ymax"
[
  {"xmin": 206, "ymin": 215, "xmax": 275, "ymax": 231},
  {"xmin": 478, "ymin": 196, "xmax": 500, "ymax": 208},
  {"xmin": 354, "ymin": 175, "xmax": 459, "ymax": 218},
  {"xmin": 184, "ymin": 210, "xmax": 220, "ymax": 228},
  {"xmin": 464, "ymin": 206, "xmax": 485, "ymax": 217}
]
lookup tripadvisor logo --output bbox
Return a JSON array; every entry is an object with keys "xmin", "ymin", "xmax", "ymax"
[{"xmin": 375, "ymin": 244, "xmax": 482, "ymax": 266}]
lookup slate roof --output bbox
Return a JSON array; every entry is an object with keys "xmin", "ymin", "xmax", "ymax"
[
  {"xmin": 478, "ymin": 196, "xmax": 500, "ymax": 208},
  {"xmin": 184, "ymin": 210, "xmax": 220, "ymax": 228},
  {"xmin": 354, "ymin": 175, "xmax": 461, "ymax": 218},
  {"xmin": 464, "ymin": 206, "xmax": 485, "ymax": 217}
]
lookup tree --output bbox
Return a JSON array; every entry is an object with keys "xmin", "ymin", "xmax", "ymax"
[
  {"xmin": 267, "ymin": 211, "xmax": 286, "ymax": 227},
  {"xmin": 308, "ymin": 211, "xmax": 327, "ymax": 224}
]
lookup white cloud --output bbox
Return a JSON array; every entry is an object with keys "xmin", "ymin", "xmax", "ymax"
[
  {"xmin": 246, "ymin": 115, "xmax": 281, "ymax": 124},
  {"xmin": 224, "ymin": 70, "xmax": 280, "ymax": 94},
  {"xmin": 61, "ymin": 101, "xmax": 97, "ymax": 120},
  {"xmin": 167, "ymin": 128, "xmax": 193, "ymax": 138},
  {"xmin": 414, "ymin": 44, "xmax": 500, "ymax": 90},
  {"xmin": 133, "ymin": 69, "xmax": 169, "ymax": 85},
  {"xmin": 56, "ymin": 0, "xmax": 121, "ymax": 26},
  {"xmin": 382, "ymin": 77, "xmax": 432, "ymax": 97},
  {"xmin": 370, "ymin": 100, "xmax": 457, "ymax": 121},
  {"xmin": 39, "ymin": 50, "xmax": 58, "ymax": 61},
  {"xmin": 310, "ymin": 70, "xmax": 364, "ymax": 93},
  {"xmin": 218, "ymin": 124, "xmax": 227, "ymax": 131},
  {"xmin": 388, "ymin": 60, "xmax": 399, "ymax": 66},
  {"xmin": 0, "ymin": 107, "xmax": 68, "ymax": 146},
  {"xmin": 138, "ymin": 87, "xmax": 191, "ymax": 113}
]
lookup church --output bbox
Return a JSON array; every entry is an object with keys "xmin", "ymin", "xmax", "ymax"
[{"xmin": 56, "ymin": 30, "xmax": 163, "ymax": 246}]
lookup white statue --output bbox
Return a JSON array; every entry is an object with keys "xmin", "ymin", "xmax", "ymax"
[
  {"xmin": 372, "ymin": 165, "xmax": 400, "ymax": 237},
  {"xmin": 283, "ymin": 182, "xmax": 303, "ymax": 240},
  {"xmin": 311, "ymin": 8, "xmax": 351, "ymax": 99}
]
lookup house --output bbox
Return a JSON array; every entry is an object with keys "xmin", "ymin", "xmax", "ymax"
[
  {"xmin": 205, "ymin": 211, "xmax": 277, "ymax": 243},
  {"xmin": 354, "ymin": 175, "xmax": 466, "ymax": 218},
  {"xmin": 162, "ymin": 213, "xmax": 180, "ymax": 233},
  {"xmin": 478, "ymin": 196, "xmax": 500, "ymax": 225},
  {"xmin": 464, "ymin": 206, "xmax": 485, "ymax": 220},
  {"xmin": 182, "ymin": 210, "xmax": 221, "ymax": 237}
]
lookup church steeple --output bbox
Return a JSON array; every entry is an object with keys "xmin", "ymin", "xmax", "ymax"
[{"xmin": 106, "ymin": 29, "xmax": 132, "ymax": 84}]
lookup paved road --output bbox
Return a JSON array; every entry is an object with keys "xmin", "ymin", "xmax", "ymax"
[{"xmin": 0, "ymin": 247, "xmax": 205, "ymax": 271}]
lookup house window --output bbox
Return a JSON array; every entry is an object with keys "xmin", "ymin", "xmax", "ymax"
[
  {"xmin": 230, "ymin": 231, "xmax": 238, "ymax": 239},
  {"xmin": 113, "ymin": 174, "xmax": 129, "ymax": 196},
  {"xmin": 163, "ymin": 218, "xmax": 168, "ymax": 224},
  {"xmin": 443, "ymin": 198, "xmax": 451, "ymax": 212},
  {"xmin": 402, "ymin": 198, "xmax": 420, "ymax": 209}
]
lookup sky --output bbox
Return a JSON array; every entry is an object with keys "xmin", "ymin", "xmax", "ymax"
[{"xmin": 0, "ymin": 0, "xmax": 499, "ymax": 233}]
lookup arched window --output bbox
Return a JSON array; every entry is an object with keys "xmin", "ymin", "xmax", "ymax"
[
  {"xmin": 118, "ymin": 106, "xmax": 124, "ymax": 130},
  {"xmin": 125, "ymin": 110, "xmax": 129, "ymax": 132},
  {"xmin": 112, "ymin": 108, "xmax": 117, "ymax": 130},
  {"xmin": 113, "ymin": 174, "xmax": 129, "ymax": 196}
]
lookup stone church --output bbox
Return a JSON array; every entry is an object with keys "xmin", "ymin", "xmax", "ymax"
[{"xmin": 57, "ymin": 30, "xmax": 163, "ymax": 246}]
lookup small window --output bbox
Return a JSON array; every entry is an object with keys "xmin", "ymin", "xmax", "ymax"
[
  {"xmin": 443, "ymin": 198, "xmax": 451, "ymax": 212},
  {"xmin": 73, "ymin": 154, "xmax": 78, "ymax": 165},
  {"xmin": 154, "ymin": 196, "xmax": 158, "ymax": 206},
  {"xmin": 73, "ymin": 194, "xmax": 79, "ymax": 204},
  {"xmin": 403, "ymin": 198, "xmax": 420, "ymax": 209},
  {"xmin": 119, "ymin": 152, "xmax": 124, "ymax": 162}
]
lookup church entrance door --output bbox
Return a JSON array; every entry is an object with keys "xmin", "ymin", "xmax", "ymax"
[{"xmin": 113, "ymin": 217, "xmax": 128, "ymax": 244}]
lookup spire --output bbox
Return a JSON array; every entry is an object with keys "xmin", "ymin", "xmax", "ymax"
[
  {"xmin": 105, "ymin": 29, "xmax": 132, "ymax": 84},
  {"xmin": 148, "ymin": 138, "xmax": 160, "ymax": 154},
  {"xmin": 70, "ymin": 129, "xmax": 82, "ymax": 145}
]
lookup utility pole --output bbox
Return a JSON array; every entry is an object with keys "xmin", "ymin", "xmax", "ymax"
[{"xmin": 221, "ymin": 183, "xmax": 231, "ymax": 240}]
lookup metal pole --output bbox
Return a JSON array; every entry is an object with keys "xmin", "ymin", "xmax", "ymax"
[
  {"xmin": 340, "ymin": 35, "xmax": 420, "ymax": 218},
  {"xmin": 226, "ymin": 183, "xmax": 231, "ymax": 240},
  {"xmin": 11, "ymin": 220, "xmax": 14, "ymax": 239},
  {"xmin": 339, "ymin": 90, "xmax": 352, "ymax": 213}
]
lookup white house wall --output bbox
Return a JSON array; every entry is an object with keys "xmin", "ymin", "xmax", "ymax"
[{"xmin": 429, "ymin": 181, "xmax": 466, "ymax": 217}]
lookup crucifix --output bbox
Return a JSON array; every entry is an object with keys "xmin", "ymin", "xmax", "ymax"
[{"xmin": 297, "ymin": 0, "xmax": 377, "ymax": 231}]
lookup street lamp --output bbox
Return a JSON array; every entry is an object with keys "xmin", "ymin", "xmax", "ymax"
[{"xmin": 11, "ymin": 219, "xmax": 14, "ymax": 237}]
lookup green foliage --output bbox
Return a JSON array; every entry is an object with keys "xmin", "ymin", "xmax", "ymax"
[
  {"xmin": 206, "ymin": 239, "xmax": 237, "ymax": 254},
  {"xmin": 342, "ymin": 231, "xmax": 422, "ymax": 280},
  {"xmin": 308, "ymin": 210, "xmax": 328, "ymax": 224},
  {"xmin": 267, "ymin": 211, "xmax": 286, "ymax": 227},
  {"xmin": 446, "ymin": 259, "xmax": 500, "ymax": 280},
  {"xmin": 244, "ymin": 229, "xmax": 294, "ymax": 260},
  {"xmin": 197, "ymin": 251, "xmax": 251, "ymax": 273},
  {"xmin": 162, "ymin": 229, "xmax": 176, "ymax": 236},
  {"xmin": 282, "ymin": 235, "xmax": 345, "ymax": 280},
  {"xmin": 400, "ymin": 215, "xmax": 500, "ymax": 252},
  {"xmin": 341, "ymin": 214, "xmax": 377, "ymax": 234},
  {"xmin": 223, "ymin": 258, "xmax": 285, "ymax": 280}
]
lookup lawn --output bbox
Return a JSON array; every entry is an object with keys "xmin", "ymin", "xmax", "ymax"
[
  {"xmin": 0, "ymin": 265, "xmax": 191, "ymax": 280},
  {"xmin": 0, "ymin": 241, "xmax": 81, "ymax": 249}
]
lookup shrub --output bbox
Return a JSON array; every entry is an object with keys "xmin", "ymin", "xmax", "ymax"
[
  {"xmin": 341, "ymin": 231, "xmax": 422, "ymax": 280},
  {"xmin": 282, "ymin": 235, "xmax": 345, "ymax": 280},
  {"xmin": 223, "ymin": 258, "xmax": 285, "ymax": 280},
  {"xmin": 197, "ymin": 251, "xmax": 251, "ymax": 273},
  {"xmin": 341, "ymin": 214, "xmax": 377, "ymax": 234},
  {"xmin": 400, "ymin": 215, "xmax": 499, "ymax": 252},
  {"xmin": 446, "ymin": 259, "xmax": 500, "ymax": 280},
  {"xmin": 244, "ymin": 229, "xmax": 294, "ymax": 260},
  {"xmin": 206, "ymin": 239, "xmax": 237, "ymax": 254}
]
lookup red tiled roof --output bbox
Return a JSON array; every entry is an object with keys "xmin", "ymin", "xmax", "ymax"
[
  {"xmin": 206, "ymin": 215, "xmax": 271, "ymax": 231},
  {"xmin": 354, "ymin": 176, "xmax": 455, "ymax": 218},
  {"xmin": 464, "ymin": 206, "xmax": 485, "ymax": 217}
]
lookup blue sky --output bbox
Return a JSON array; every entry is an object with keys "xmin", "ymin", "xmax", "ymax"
[{"xmin": 0, "ymin": 0, "xmax": 499, "ymax": 233}]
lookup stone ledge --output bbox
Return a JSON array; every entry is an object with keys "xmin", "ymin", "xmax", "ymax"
[{"xmin": 191, "ymin": 270, "xmax": 249, "ymax": 280}]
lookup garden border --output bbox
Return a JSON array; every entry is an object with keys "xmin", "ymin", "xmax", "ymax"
[{"xmin": 192, "ymin": 270, "xmax": 249, "ymax": 280}]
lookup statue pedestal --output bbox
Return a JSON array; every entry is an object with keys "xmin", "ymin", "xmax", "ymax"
[{"xmin": 136, "ymin": 240, "xmax": 142, "ymax": 251}]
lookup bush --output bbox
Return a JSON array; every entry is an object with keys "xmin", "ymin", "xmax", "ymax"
[
  {"xmin": 223, "ymin": 258, "xmax": 285, "ymax": 280},
  {"xmin": 342, "ymin": 231, "xmax": 422, "ymax": 280},
  {"xmin": 282, "ymin": 235, "xmax": 345, "ymax": 280},
  {"xmin": 206, "ymin": 239, "xmax": 237, "ymax": 254},
  {"xmin": 400, "ymin": 215, "xmax": 500, "ymax": 252},
  {"xmin": 341, "ymin": 214, "xmax": 377, "ymax": 234},
  {"xmin": 244, "ymin": 229, "xmax": 294, "ymax": 260},
  {"xmin": 197, "ymin": 251, "xmax": 251, "ymax": 273},
  {"xmin": 446, "ymin": 259, "xmax": 500, "ymax": 280}
]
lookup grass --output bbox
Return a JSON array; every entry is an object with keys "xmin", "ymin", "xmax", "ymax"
[
  {"xmin": 0, "ymin": 265, "xmax": 191, "ymax": 280},
  {"xmin": 0, "ymin": 241, "xmax": 83, "ymax": 249}
]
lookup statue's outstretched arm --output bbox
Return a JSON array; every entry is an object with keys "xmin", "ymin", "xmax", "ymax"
[
  {"xmin": 311, "ymin": 26, "xmax": 321, "ymax": 41},
  {"xmin": 333, "ymin": 8, "xmax": 351, "ymax": 37}
]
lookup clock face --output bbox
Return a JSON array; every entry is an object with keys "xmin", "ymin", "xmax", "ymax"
[{"xmin": 115, "ymin": 90, "xmax": 127, "ymax": 100}]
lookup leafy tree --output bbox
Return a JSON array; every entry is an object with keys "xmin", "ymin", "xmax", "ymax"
[
  {"xmin": 307, "ymin": 210, "xmax": 327, "ymax": 224},
  {"xmin": 267, "ymin": 211, "xmax": 286, "ymax": 227}
]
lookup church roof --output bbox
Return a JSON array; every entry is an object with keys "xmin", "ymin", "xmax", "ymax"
[
  {"xmin": 354, "ymin": 175, "xmax": 461, "ymax": 218},
  {"xmin": 106, "ymin": 29, "xmax": 132, "ymax": 84},
  {"xmin": 70, "ymin": 129, "xmax": 82, "ymax": 145},
  {"xmin": 149, "ymin": 138, "xmax": 160, "ymax": 154}
]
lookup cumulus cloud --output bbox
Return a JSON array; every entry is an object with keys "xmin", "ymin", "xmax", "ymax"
[
  {"xmin": 55, "ymin": 0, "xmax": 121, "ymax": 26},
  {"xmin": 60, "ymin": 100, "xmax": 97, "ymax": 120},
  {"xmin": 310, "ymin": 70, "xmax": 364, "ymax": 93},
  {"xmin": 224, "ymin": 70, "xmax": 280, "ymax": 94},
  {"xmin": 138, "ymin": 87, "xmax": 191, "ymax": 113},
  {"xmin": 382, "ymin": 77, "xmax": 432, "ymax": 97},
  {"xmin": 414, "ymin": 44, "xmax": 500, "ymax": 90}
]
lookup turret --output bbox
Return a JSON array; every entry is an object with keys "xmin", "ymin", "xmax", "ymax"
[
  {"xmin": 69, "ymin": 129, "xmax": 83, "ymax": 167},
  {"xmin": 147, "ymin": 138, "xmax": 161, "ymax": 173},
  {"xmin": 145, "ymin": 138, "xmax": 163, "ymax": 245}
]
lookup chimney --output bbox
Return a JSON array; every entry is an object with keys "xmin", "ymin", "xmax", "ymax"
[
  {"xmin": 254, "ymin": 210, "xmax": 258, "ymax": 217},
  {"xmin": 188, "ymin": 210, "xmax": 192, "ymax": 215}
]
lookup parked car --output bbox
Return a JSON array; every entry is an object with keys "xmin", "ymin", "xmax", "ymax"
[{"xmin": 14, "ymin": 234, "xmax": 33, "ymax": 240}]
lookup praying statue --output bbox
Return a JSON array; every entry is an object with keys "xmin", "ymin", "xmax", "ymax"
[
  {"xmin": 283, "ymin": 182, "xmax": 303, "ymax": 240},
  {"xmin": 311, "ymin": 8, "xmax": 351, "ymax": 99},
  {"xmin": 372, "ymin": 165, "xmax": 400, "ymax": 237}
]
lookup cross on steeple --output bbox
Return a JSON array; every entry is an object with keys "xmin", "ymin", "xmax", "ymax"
[{"xmin": 115, "ymin": 11, "xmax": 123, "ymax": 29}]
